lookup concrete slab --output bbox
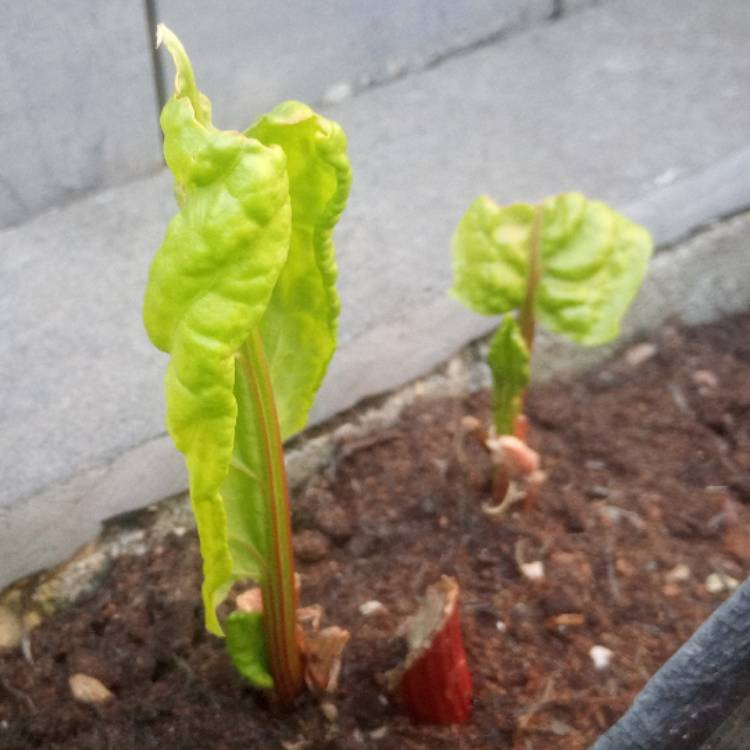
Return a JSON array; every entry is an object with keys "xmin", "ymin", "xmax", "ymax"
[
  {"xmin": 0, "ymin": 2, "xmax": 162, "ymax": 228},
  {"xmin": 2, "ymin": 0, "xmax": 750, "ymax": 587}
]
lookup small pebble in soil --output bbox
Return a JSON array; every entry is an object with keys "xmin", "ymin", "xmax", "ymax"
[
  {"xmin": 0, "ymin": 605, "xmax": 22, "ymax": 652},
  {"xmin": 369, "ymin": 726, "xmax": 389, "ymax": 740},
  {"xmin": 692, "ymin": 369, "xmax": 719, "ymax": 389},
  {"xmin": 665, "ymin": 564, "xmax": 691, "ymax": 582},
  {"xmin": 589, "ymin": 645, "xmax": 614, "ymax": 670},
  {"xmin": 293, "ymin": 530, "xmax": 330, "ymax": 563},
  {"xmin": 520, "ymin": 560, "xmax": 545, "ymax": 580},
  {"xmin": 320, "ymin": 701, "xmax": 338, "ymax": 722},
  {"xmin": 705, "ymin": 572, "xmax": 740, "ymax": 594},
  {"xmin": 625, "ymin": 342, "xmax": 658, "ymax": 367},
  {"xmin": 359, "ymin": 600, "xmax": 387, "ymax": 617},
  {"xmin": 69, "ymin": 673, "xmax": 114, "ymax": 704},
  {"xmin": 550, "ymin": 719, "xmax": 574, "ymax": 736}
]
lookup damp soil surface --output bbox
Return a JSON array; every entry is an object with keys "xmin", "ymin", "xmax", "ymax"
[{"xmin": 2, "ymin": 313, "xmax": 750, "ymax": 750}]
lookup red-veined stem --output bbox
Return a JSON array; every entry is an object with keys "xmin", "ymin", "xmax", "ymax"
[
  {"xmin": 238, "ymin": 328, "xmax": 303, "ymax": 704},
  {"xmin": 517, "ymin": 204, "xmax": 544, "ymax": 353},
  {"xmin": 493, "ymin": 204, "xmax": 545, "ymax": 501}
]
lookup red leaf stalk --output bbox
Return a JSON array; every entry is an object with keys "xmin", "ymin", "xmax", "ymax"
[{"xmin": 387, "ymin": 576, "xmax": 472, "ymax": 724}]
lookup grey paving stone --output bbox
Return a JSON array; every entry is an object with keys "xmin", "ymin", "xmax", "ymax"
[
  {"xmin": 2, "ymin": 0, "xmax": 750, "ymax": 587},
  {"xmin": 0, "ymin": 2, "xmax": 162, "ymax": 228}
]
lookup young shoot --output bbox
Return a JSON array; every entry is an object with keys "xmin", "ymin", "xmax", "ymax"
[
  {"xmin": 451, "ymin": 193, "xmax": 652, "ymax": 512},
  {"xmin": 143, "ymin": 26, "xmax": 352, "ymax": 703}
]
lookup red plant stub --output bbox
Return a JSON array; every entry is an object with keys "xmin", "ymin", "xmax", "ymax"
[{"xmin": 387, "ymin": 576, "xmax": 473, "ymax": 724}]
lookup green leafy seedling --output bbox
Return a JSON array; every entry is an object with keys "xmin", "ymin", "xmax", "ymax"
[
  {"xmin": 143, "ymin": 26, "xmax": 351, "ymax": 702},
  {"xmin": 451, "ymin": 193, "xmax": 652, "ymax": 508}
]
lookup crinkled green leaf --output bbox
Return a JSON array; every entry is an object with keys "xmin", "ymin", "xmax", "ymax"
[
  {"xmin": 142, "ymin": 26, "xmax": 351, "ymax": 637},
  {"xmin": 451, "ymin": 196, "xmax": 535, "ymax": 316},
  {"xmin": 451, "ymin": 192, "xmax": 653, "ymax": 346},
  {"xmin": 143, "ymin": 27, "xmax": 289, "ymax": 635},
  {"xmin": 536, "ymin": 193, "xmax": 652, "ymax": 345},
  {"xmin": 488, "ymin": 316, "xmax": 530, "ymax": 435},
  {"xmin": 220, "ymin": 106, "xmax": 351, "ymax": 605},
  {"xmin": 225, "ymin": 610, "xmax": 273, "ymax": 690},
  {"xmin": 248, "ymin": 102, "xmax": 352, "ymax": 439}
]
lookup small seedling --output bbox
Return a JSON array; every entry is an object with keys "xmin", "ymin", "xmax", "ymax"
[
  {"xmin": 451, "ymin": 192, "xmax": 652, "ymax": 513},
  {"xmin": 143, "ymin": 26, "xmax": 352, "ymax": 703}
]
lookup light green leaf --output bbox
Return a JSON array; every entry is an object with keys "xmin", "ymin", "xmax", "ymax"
[
  {"xmin": 248, "ymin": 101, "xmax": 352, "ymax": 439},
  {"xmin": 143, "ymin": 28, "xmax": 290, "ymax": 635},
  {"xmin": 451, "ymin": 192, "xmax": 652, "ymax": 346},
  {"xmin": 225, "ymin": 610, "xmax": 273, "ymax": 690},
  {"xmin": 487, "ymin": 316, "xmax": 530, "ymax": 435},
  {"xmin": 142, "ymin": 27, "xmax": 350, "ymax": 637},
  {"xmin": 536, "ymin": 193, "xmax": 652, "ymax": 345},
  {"xmin": 219, "ymin": 105, "xmax": 352, "ymax": 602},
  {"xmin": 451, "ymin": 196, "xmax": 535, "ymax": 315}
]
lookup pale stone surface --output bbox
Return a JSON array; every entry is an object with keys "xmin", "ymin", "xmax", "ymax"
[
  {"xmin": 0, "ymin": 2, "xmax": 162, "ymax": 228},
  {"xmin": 154, "ymin": 0, "xmax": 554, "ymax": 129},
  {"xmin": 1, "ymin": 0, "xmax": 750, "ymax": 588}
]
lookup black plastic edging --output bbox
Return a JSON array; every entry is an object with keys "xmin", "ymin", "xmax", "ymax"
[{"xmin": 591, "ymin": 577, "xmax": 750, "ymax": 750}]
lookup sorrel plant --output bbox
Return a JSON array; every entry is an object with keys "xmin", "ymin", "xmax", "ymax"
[{"xmin": 143, "ymin": 26, "xmax": 351, "ymax": 702}]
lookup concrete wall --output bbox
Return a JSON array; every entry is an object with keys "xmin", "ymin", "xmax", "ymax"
[
  {"xmin": 1, "ymin": 1, "xmax": 567, "ymax": 229},
  {"xmin": 154, "ymin": 0, "xmax": 554, "ymax": 128},
  {"xmin": 0, "ymin": 2, "xmax": 162, "ymax": 228}
]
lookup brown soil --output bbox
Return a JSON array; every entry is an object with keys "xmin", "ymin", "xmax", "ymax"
[{"xmin": 1, "ymin": 313, "xmax": 749, "ymax": 750}]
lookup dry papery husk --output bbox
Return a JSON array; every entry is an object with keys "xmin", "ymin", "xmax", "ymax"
[
  {"xmin": 458, "ymin": 415, "xmax": 546, "ymax": 517},
  {"xmin": 235, "ymin": 585, "xmax": 349, "ymax": 698}
]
